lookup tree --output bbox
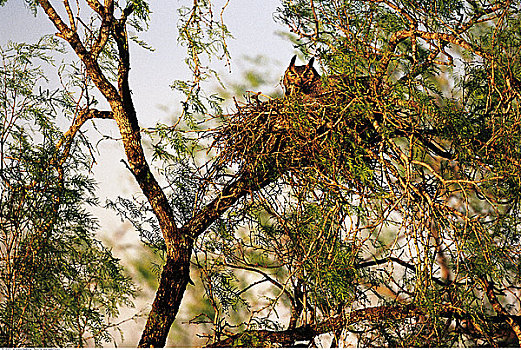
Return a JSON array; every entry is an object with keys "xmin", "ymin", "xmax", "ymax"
[
  {"xmin": 2, "ymin": 0, "xmax": 521, "ymax": 347},
  {"xmin": 0, "ymin": 40, "xmax": 135, "ymax": 346}
]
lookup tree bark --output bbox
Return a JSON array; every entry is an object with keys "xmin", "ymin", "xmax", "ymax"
[
  {"xmin": 208, "ymin": 303, "xmax": 521, "ymax": 347},
  {"xmin": 209, "ymin": 304, "xmax": 420, "ymax": 347},
  {"xmin": 37, "ymin": 1, "xmax": 186, "ymax": 346},
  {"xmin": 138, "ymin": 251, "xmax": 193, "ymax": 347}
]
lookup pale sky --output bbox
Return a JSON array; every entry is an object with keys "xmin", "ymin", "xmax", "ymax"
[{"xmin": 0, "ymin": 1, "xmax": 294, "ymax": 124}]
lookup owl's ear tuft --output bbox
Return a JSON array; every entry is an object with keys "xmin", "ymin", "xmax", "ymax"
[
  {"xmin": 307, "ymin": 57, "xmax": 315, "ymax": 68},
  {"xmin": 289, "ymin": 55, "xmax": 297, "ymax": 67}
]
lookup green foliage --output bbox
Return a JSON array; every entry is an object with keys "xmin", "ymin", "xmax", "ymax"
[
  {"xmin": 0, "ymin": 41, "xmax": 135, "ymax": 347},
  {"xmin": 191, "ymin": 0, "xmax": 521, "ymax": 347},
  {"xmin": 172, "ymin": 0, "xmax": 231, "ymax": 126},
  {"xmin": 126, "ymin": 0, "xmax": 150, "ymax": 24},
  {"xmin": 231, "ymin": 331, "xmax": 273, "ymax": 347},
  {"xmin": 106, "ymin": 196, "xmax": 165, "ymax": 252}
]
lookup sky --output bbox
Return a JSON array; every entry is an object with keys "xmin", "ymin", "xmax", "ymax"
[
  {"xmin": 0, "ymin": 1, "xmax": 294, "ymax": 123},
  {"xmin": 0, "ymin": 1, "xmax": 296, "ymax": 345}
]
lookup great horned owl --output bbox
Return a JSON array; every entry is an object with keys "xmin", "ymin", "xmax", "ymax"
[{"xmin": 283, "ymin": 55, "xmax": 322, "ymax": 97}]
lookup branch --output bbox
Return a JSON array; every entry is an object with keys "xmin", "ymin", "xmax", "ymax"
[
  {"xmin": 54, "ymin": 108, "xmax": 113, "ymax": 167},
  {"xmin": 38, "ymin": 1, "xmax": 177, "ymax": 244},
  {"xmin": 37, "ymin": 3, "xmax": 194, "ymax": 348},
  {"xmin": 63, "ymin": 0, "xmax": 77, "ymax": 32},
  {"xmin": 456, "ymin": 1, "xmax": 508, "ymax": 34},
  {"xmin": 208, "ymin": 303, "xmax": 521, "ymax": 347},
  {"xmin": 356, "ymin": 256, "xmax": 448, "ymax": 287},
  {"xmin": 379, "ymin": 0, "xmax": 418, "ymax": 29},
  {"xmin": 38, "ymin": 0, "xmax": 83, "ymax": 49},
  {"xmin": 112, "ymin": 3, "xmax": 135, "ymax": 113},
  {"xmin": 376, "ymin": 28, "xmax": 493, "ymax": 80},
  {"xmin": 91, "ymin": 0, "xmax": 114, "ymax": 59},
  {"xmin": 181, "ymin": 169, "xmax": 277, "ymax": 239},
  {"xmin": 393, "ymin": 128, "xmax": 454, "ymax": 159},
  {"xmin": 140, "ymin": 167, "xmax": 279, "ymax": 347},
  {"xmin": 416, "ymin": 30, "xmax": 493, "ymax": 61},
  {"xmin": 208, "ymin": 304, "xmax": 420, "ymax": 347},
  {"xmin": 225, "ymin": 262, "xmax": 294, "ymax": 306},
  {"xmin": 481, "ymin": 278, "xmax": 521, "ymax": 344},
  {"xmin": 38, "ymin": 0, "xmax": 121, "ymax": 103},
  {"xmin": 85, "ymin": 0, "xmax": 104, "ymax": 16}
]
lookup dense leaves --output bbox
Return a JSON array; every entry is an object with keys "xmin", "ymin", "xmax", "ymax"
[
  {"xmin": 192, "ymin": 0, "xmax": 521, "ymax": 347},
  {"xmin": 0, "ymin": 41, "xmax": 134, "ymax": 347}
]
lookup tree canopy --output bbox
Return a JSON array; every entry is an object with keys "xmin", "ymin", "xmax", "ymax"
[{"xmin": 1, "ymin": 0, "xmax": 521, "ymax": 347}]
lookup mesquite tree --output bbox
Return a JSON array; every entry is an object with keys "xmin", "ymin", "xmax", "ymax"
[
  {"xmin": 0, "ymin": 39, "xmax": 135, "ymax": 346},
  {"xmin": 3, "ymin": 0, "xmax": 521, "ymax": 347}
]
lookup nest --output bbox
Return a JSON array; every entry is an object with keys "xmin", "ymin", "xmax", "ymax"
[{"xmin": 212, "ymin": 89, "xmax": 381, "ymax": 186}]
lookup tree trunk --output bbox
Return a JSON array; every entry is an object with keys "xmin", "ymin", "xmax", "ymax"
[
  {"xmin": 138, "ymin": 172, "xmax": 275, "ymax": 346},
  {"xmin": 138, "ymin": 249, "xmax": 193, "ymax": 347}
]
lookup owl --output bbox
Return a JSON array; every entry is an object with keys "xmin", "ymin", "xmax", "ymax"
[{"xmin": 283, "ymin": 55, "xmax": 322, "ymax": 97}]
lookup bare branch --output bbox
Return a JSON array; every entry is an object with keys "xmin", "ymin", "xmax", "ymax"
[
  {"xmin": 209, "ymin": 304, "xmax": 421, "ymax": 347},
  {"xmin": 91, "ymin": 0, "xmax": 114, "ymax": 59},
  {"xmin": 481, "ymin": 278, "xmax": 521, "ymax": 343},
  {"xmin": 54, "ymin": 108, "xmax": 113, "ymax": 167},
  {"xmin": 85, "ymin": 0, "xmax": 104, "ymax": 16},
  {"xmin": 63, "ymin": 0, "xmax": 77, "ymax": 32}
]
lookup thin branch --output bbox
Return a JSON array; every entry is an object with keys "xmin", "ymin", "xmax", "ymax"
[
  {"xmin": 377, "ymin": 28, "xmax": 493, "ymax": 80},
  {"xmin": 85, "ymin": 0, "xmax": 104, "ymax": 16},
  {"xmin": 209, "ymin": 302, "xmax": 521, "ymax": 347},
  {"xmin": 225, "ymin": 262, "xmax": 294, "ymax": 305},
  {"xmin": 63, "ymin": 0, "xmax": 77, "ymax": 32},
  {"xmin": 38, "ymin": 0, "xmax": 121, "ymax": 102},
  {"xmin": 91, "ymin": 0, "xmax": 114, "ymax": 59},
  {"xmin": 356, "ymin": 256, "xmax": 448, "ymax": 286},
  {"xmin": 481, "ymin": 278, "xmax": 521, "ymax": 344},
  {"xmin": 54, "ymin": 108, "xmax": 113, "ymax": 167}
]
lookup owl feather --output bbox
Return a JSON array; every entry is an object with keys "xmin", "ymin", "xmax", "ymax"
[{"xmin": 283, "ymin": 55, "xmax": 322, "ymax": 97}]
